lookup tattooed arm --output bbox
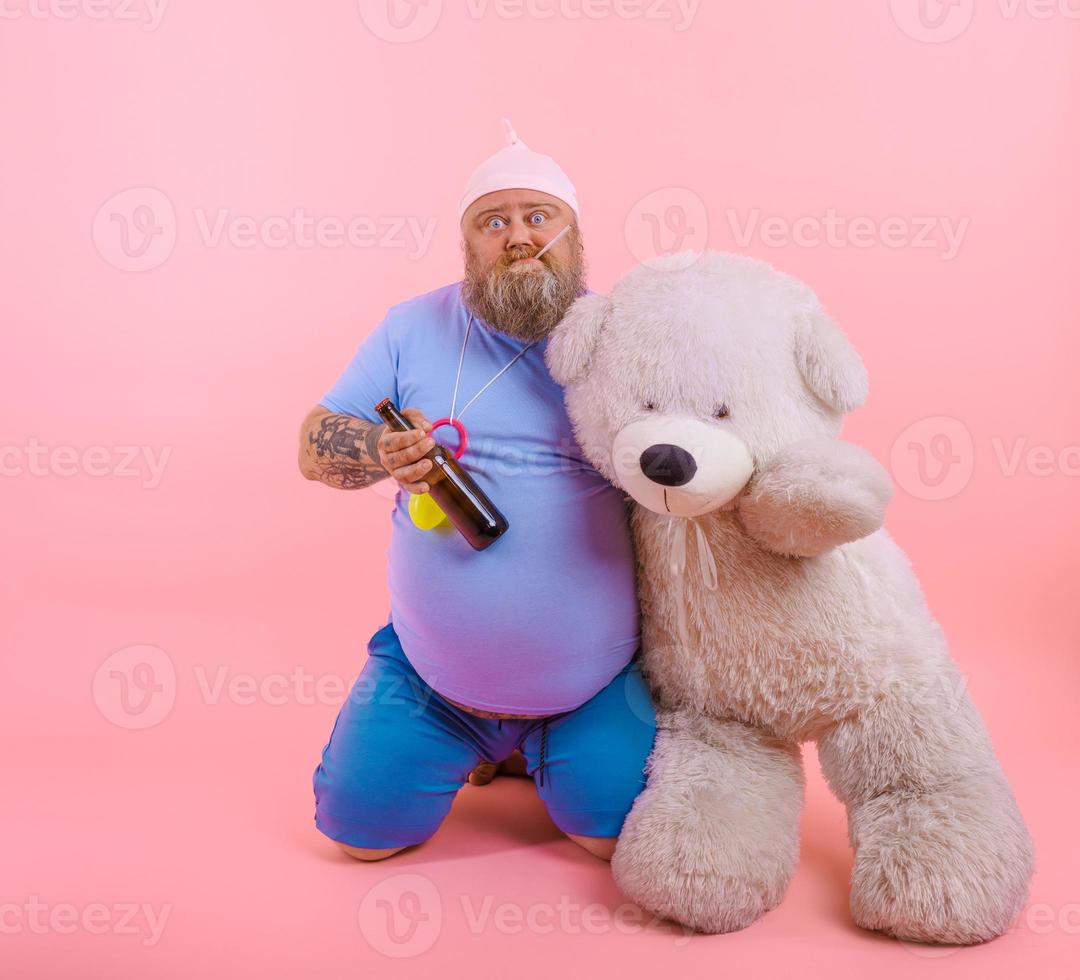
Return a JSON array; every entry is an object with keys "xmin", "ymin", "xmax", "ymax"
[{"xmin": 298, "ymin": 405, "xmax": 436, "ymax": 492}]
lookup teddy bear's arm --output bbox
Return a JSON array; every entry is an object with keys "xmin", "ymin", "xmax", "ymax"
[{"xmin": 736, "ymin": 438, "xmax": 893, "ymax": 558}]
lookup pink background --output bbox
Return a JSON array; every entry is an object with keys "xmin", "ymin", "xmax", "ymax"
[{"xmin": 2, "ymin": 1, "xmax": 1078, "ymax": 977}]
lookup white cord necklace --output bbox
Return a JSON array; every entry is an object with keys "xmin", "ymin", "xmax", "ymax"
[
  {"xmin": 409, "ymin": 305, "xmax": 545, "ymax": 534},
  {"xmin": 449, "ymin": 313, "xmax": 538, "ymax": 424}
]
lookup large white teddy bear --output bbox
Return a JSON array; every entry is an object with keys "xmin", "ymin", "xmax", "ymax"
[{"xmin": 544, "ymin": 251, "xmax": 1033, "ymax": 944}]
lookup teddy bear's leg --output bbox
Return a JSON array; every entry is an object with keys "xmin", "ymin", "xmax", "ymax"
[
  {"xmin": 611, "ymin": 706, "xmax": 804, "ymax": 934},
  {"xmin": 817, "ymin": 669, "xmax": 1033, "ymax": 945}
]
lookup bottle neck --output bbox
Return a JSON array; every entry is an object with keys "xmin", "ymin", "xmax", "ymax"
[{"xmin": 374, "ymin": 398, "xmax": 413, "ymax": 433}]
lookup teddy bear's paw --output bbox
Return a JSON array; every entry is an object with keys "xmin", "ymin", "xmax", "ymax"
[
  {"xmin": 611, "ymin": 786, "xmax": 797, "ymax": 934},
  {"xmin": 847, "ymin": 775, "xmax": 1034, "ymax": 945},
  {"xmin": 738, "ymin": 438, "xmax": 893, "ymax": 557}
]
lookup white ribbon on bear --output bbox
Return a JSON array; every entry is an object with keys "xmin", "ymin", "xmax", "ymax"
[{"xmin": 665, "ymin": 515, "xmax": 718, "ymax": 656}]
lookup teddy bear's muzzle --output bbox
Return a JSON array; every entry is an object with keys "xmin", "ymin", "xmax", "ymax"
[{"xmin": 611, "ymin": 415, "xmax": 755, "ymax": 518}]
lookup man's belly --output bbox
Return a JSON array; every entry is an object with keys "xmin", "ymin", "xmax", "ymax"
[{"xmin": 385, "ymin": 483, "xmax": 641, "ymax": 715}]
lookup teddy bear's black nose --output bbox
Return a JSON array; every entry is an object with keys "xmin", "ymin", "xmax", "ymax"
[{"xmin": 639, "ymin": 444, "xmax": 698, "ymax": 487}]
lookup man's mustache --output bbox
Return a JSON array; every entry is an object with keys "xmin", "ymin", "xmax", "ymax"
[{"xmin": 495, "ymin": 248, "xmax": 552, "ymax": 271}]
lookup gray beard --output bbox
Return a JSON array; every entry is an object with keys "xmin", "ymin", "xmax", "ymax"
[{"xmin": 460, "ymin": 233, "xmax": 587, "ymax": 343}]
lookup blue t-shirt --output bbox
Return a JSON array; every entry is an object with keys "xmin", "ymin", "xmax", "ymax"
[{"xmin": 321, "ymin": 281, "xmax": 641, "ymax": 714}]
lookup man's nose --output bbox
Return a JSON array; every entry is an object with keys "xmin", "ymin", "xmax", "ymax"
[{"xmin": 505, "ymin": 218, "xmax": 540, "ymax": 251}]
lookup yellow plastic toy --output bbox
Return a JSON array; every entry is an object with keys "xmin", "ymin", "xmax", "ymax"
[{"xmin": 409, "ymin": 491, "xmax": 449, "ymax": 530}]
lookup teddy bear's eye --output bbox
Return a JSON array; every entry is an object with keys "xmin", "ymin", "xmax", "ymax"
[
  {"xmin": 713, "ymin": 404, "xmax": 730, "ymax": 419},
  {"xmin": 643, "ymin": 401, "xmax": 657, "ymax": 412}
]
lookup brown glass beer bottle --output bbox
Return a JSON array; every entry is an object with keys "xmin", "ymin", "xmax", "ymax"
[{"xmin": 375, "ymin": 398, "xmax": 509, "ymax": 551}]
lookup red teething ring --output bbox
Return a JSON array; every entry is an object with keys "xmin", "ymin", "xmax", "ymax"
[{"xmin": 425, "ymin": 417, "xmax": 468, "ymax": 459}]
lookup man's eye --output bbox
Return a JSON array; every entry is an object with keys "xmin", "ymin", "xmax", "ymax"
[
  {"xmin": 487, "ymin": 217, "xmax": 506, "ymax": 230},
  {"xmin": 529, "ymin": 212, "xmax": 546, "ymax": 225}
]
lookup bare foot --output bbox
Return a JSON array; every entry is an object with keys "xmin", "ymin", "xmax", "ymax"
[
  {"xmin": 468, "ymin": 750, "xmax": 529, "ymax": 785},
  {"xmin": 467, "ymin": 761, "xmax": 498, "ymax": 786},
  {"xmin": 497, "ymin": 750, "xmax": 529, "ymax": 778}
]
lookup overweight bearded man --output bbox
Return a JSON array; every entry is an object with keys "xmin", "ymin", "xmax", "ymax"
[{"xmin": 299, "ymin": 121, "xmax": 655, "ymax": 862}]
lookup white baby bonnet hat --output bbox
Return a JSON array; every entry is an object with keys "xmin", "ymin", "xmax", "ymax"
[{"xmin": 458, "ymin": 118, "xmax": 579, "ymax": 224}]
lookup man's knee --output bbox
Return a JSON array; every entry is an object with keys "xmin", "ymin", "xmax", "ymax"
[
  {"xmin": 566, "ymin": 834, "xmax": 617, "ymax": 861},
  {"xmin": 336, "ymin": 842, "xmax": 407, "ymax": 861}
]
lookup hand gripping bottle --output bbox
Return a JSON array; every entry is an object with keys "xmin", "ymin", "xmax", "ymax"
[{"xmin": 375, "ymin": 398, "xmax": 509, "ymax": 551}]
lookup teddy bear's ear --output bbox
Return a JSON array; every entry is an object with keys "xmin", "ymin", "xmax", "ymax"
[
  {"xmin": 545, "ymin": 292, "xmax": 612, "ymax": 386},
  {"xmin": 794, "ymin": 303, "xmax": 869, "ymax": 413}
]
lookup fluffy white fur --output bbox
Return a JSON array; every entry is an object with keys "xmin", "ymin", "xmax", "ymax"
[{"xmin": 546, "ymin": 251, "xmax": 1033, "ymax": 943}]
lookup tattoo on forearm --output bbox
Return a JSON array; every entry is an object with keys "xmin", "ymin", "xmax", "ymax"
[{"xmin": 307, "ymin": 415, "xmax": 386, "ymax": 489}]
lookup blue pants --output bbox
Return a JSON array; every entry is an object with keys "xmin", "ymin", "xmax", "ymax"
[{"xmin": 312, "ymin": 621, "xmax": 657, "ymax": 848}]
